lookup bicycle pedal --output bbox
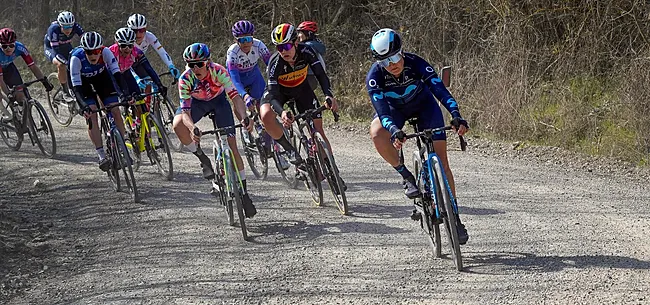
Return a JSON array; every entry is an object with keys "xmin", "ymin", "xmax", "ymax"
[{"xmin": 410, "ymin": 210, "xmax": 422, "ymax": 221}]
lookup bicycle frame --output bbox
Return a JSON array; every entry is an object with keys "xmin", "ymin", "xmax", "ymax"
[{"xmin": 205, "ymin": 124, "xmax": 246, "ymax": 194}]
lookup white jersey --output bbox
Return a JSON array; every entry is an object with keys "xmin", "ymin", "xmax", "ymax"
[
  {"xmin": 225, "ymin": 38, "xmax": 272, "ymax": 74},
  {"xmin": 135, "ymin": 31, "xmax": 173, "ymax": 67}
]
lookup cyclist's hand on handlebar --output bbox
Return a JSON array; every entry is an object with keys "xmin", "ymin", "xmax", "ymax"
[
  {"xmin": 192, "ymin": 126, "xmax": 201, "ymax": 142},
  {"xmin": 244, "ymin": 94, "xmax": 254, "ymax": 110},
  {"xmin": 41, "ymin": 79, "xmax": 54, "ymax": 92},
  {"xmin": 242, "ymin": 117, "xmax": 253, "ymax": 132},
  {"xmin": 158, "ymin": 85, "xmax": 168, "ymax": 97},
  {"xmin": 80, "ymin": 106, "xmax": 92, "ymax": 119},
  {"xmin": 391, "ymin": 128, "xmax": 407, "ymax": 150},
  {"xmin": 281, "ymin": 110, "xmax": 294, "ymax": 128},
  {"xmin": 325, "ymin": 96, "xmax": 339, "ymax": 112},
  {"xmin": 451, "ymin": 117, "xmax": 469, "ymax": 136}
]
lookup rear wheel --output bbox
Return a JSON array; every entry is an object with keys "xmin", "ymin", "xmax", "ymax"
[
  {"xmin": 0, "ymin": 96, "xmax": 23, "ymax": 150},
  {"xmin": 28, "ymin": 101, "xmax": 57, "ymax": 158},
  {"xmin": 153, "ymin": 94, "xmax": 182, "ymax": 152},
  {"xmin": 146, "ymin": 115, "xmax": 174, "ymax": 180},
  {"xmin": 45, "ymin": 72, "xmax": 74, "ymax": 126},
  {"xmin": 314, "ymin": 132, "xmax": 348, "ymax": 215},
  {"xmin": 239, "ymin": 127, "xmax": 268, "ymax": 179}
]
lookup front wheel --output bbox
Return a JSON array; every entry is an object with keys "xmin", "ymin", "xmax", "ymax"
[
  {"xmin": 239, "ymin": 127, "xmax": 268, "ymax": 179},
  {"xmin": 314, "ymin": 132, "xmax": 348, "ymax": 215},
  {"xmin": 434, "ymin": 160, "xmax": 462, "ymax": 271},
  {"xmin": 28, "ymin": 101, "xmax": 57, "ymax": 158},
  {"xmin": 273, "ymin": 127, "xmax": 298, "ymax": 189},
  {"xmin": 114, "ymin": 130, "xmax": 140, "ymax": 203},
  {"xmin": 213, "ymin": 144, "xmax": 234, "ymax": 226},
  {"xmin": 146, "ymin": 115, "xmax": 174, "ymax": 180},
  {"xmin": 413, "ymin": 151, "xmax": 441, "ymax": 258},
  {"xmin": 229, "ymin": 162, "xmax": 248, "ymax": 241}
]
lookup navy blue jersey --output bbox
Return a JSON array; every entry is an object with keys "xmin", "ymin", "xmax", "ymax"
[
  {"xmin": 43, "ymin": 22, "xmax": 83, "ymax": 59},
  {"xmin": 69, "ymin": 47, "xmax": 121, "ymax": 87},
  {"xmin": 365, "ymin": 52, "xmax": 460, "ymax": 131}
]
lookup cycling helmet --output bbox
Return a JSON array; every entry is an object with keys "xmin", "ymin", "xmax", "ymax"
[
  {"xmin": 297, "ymin": 21, "xmax": 318, "ymax": 33},
  {"xmin": 271, "ymin": 23, "xmax": 296, "ymax": 45},
  {"xmin": 370, "ymin": 28, "xmax": 402, "ymax": 60},
  {"xmin": 0, "ymin": 28, "xmax": 17, "ymax": 45},
  {"xmin": 127, "ymin": 13, "xmax": 147, "ymax": 29},
  {"xmin": 115, "ymin": 27, "xmax": 136, "ymax": 44},
  {"xmin": 183, "ymin": 43, "xmax": 210, "ymax": 62},
  {"xmin": 57, "ymin": 11, "xmax": 75, "ymax": 26},
  {"xmin": 80, "ymin": 31, "xmax": 103, "ymax": 50},
  {"xmin": 232, "ymin": 20, "xmax": 255, "ymax": 37}
]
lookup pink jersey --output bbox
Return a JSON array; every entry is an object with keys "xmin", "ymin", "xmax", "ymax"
[
  {"xmin": 178, "ymin": 62, "xmax": 239, "ymax": 109},
  {"xmin": 108, "ymin": 44, "xmax": 146, "ymax": 72}
]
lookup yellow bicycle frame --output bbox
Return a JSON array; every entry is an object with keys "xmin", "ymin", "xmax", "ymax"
[{"xmin": 123, "ymin": 99, "xmax": 162, "ymax": 153}]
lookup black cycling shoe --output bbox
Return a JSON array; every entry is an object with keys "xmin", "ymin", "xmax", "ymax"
[
  {"xmin": 242, "ymin": 193, "xmax": 257, "ymax": 218},
  {"xmin": 403, "ymin": 176, "xmax": 421, "ymax": 199},
  {"xmin": 456, "ymin": 223, "xmax": 469, "ymax": 245},
  {"xmin": 287, "ymin": 150, "xmax": 304, "ymax": 165},
  {"xmin": 194, "ymin": 151, "xmax": 215, "ymax": 180},
  {"xmin": 410, "ymin": 209, "xmax": 422, "ymax": 221},
  {"xmin": 98, "ymin": 158, "xmax": 112, "ymax": 172}
]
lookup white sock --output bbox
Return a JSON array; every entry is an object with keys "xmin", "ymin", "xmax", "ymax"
[
  {"xmin": 239, "ymin": 169, "xmax": 246, "ymax": 181},
  {"xmin": 186, "ymin": 142, "xmax": 197, "ymax": 153},
  {"xmin": 96, "ymin": 147, "xmax": 106, "ymax": 160}
]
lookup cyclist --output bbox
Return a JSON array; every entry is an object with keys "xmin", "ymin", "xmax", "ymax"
[
  {"xmin": 69, "ymin": 31, "xmax": 130, "ymax": 171},
  {"xmin": 366, "ymin": 28, "xmax": 469, "ymax": 244},
  {"xmin": 0, "ymin": 28, "xmax": 53, "ymax": 122},
  {"xmin": 126, "ymin": 13, "xmax": 180, "ymax": 82},
  {"xmin": 173, "ymin": 43, "xmax": 256, "ymax": 218},
  {"xmin": 296, "ymin": 21, "xmax": 326, "ymax": 91},
  {"xmin": 43, "ymin": 11, "xmax": 83, "ymax": 101}
]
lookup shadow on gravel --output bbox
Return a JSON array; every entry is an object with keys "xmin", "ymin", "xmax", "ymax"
[
  {"xmin": 463, "ymin": 251, "xmax": 650, "ymax": 273},
  {"xmin": 348, "ymin": 202, "xmax": 413, "ymax": 219},
  {"xmin": 459, "ymin": 206, "xmax": 505, "ymax": 216},
  {"xmin": 247, "ymin": 219, "xmax": 410, "ymax": 243}
]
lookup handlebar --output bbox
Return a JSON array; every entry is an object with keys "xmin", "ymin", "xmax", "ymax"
[
  {"xmin": 404, "ymin": 126, "xmax": 467, "ymax": 152},
  {"xmin": 194, "ymin": 124, "xmax": 243, "ymax": 137},
  {"xmin": 8, "ymin": 78, "xmax": 45, "ymax": 94},
  {"xmin": 85, "ymin": 101, "xmax": 131, "ymax": 130},
  {"xmin": 288, "ymin": 97, "xmax": 339, "ymax": 122}
]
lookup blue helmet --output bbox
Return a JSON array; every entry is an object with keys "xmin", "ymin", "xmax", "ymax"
[{"xmin": 183, "ymin": 43, "xmax": 210, "ymax": 62}]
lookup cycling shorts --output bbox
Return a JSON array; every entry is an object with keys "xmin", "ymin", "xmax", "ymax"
[
  {"xmin": 174, "ymin": 93, "xmax": 235, "ymax": 137},
  {"xmin": 260, "ymin": 81, "xmax": 321, "ymax": 118}
]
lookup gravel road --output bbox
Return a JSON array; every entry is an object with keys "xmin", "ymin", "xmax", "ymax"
[{"xmin": 1, "ymin": 113, "xmax": 649, "ymax": 305}]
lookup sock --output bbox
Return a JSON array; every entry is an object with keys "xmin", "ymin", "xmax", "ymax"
[
  {"xmin": 186, "ymin": 142, "xmax": 197, "ymax": 153},
  {"xmin": 239, "ymin": 169, "xmax": 246, "ymax": 181},
  {"xmin": 96, "ymin": 147, "xmax": 106, "ymax": 160},
  {"xmin": 275, "ymin": 134, "xmax": 294, "ymax": 152},
  {"xmin": 394, "ymin": 164, "xmax": 414, "ymax": 180}
]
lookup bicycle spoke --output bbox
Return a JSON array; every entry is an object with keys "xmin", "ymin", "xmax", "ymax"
[{"xmin": 29, "ymin": 102, "xmax": 57, "ymax": 158}]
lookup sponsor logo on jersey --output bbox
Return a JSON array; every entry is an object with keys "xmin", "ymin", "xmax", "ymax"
[{"xmin": 278, "ymin": 66, "xmax": 308, "ymax": 87}]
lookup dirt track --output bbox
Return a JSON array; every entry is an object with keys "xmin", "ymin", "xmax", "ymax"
[{"xmin": 1, "ymin": 114, "xmax": 650, "ymax": 305}]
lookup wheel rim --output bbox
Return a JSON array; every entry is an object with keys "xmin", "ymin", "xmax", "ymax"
[{"xmin": 29, "ymin": 103, "xmax": 56, "ymax": 157}]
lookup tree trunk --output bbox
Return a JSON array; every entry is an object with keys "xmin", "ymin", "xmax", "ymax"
[{"xmin": 41, "ymin": 0, "xmax": 50, "ymax": 29}]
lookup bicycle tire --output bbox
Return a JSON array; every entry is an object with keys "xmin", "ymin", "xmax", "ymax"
[
  {"xmin": 114, "ymin": 130, "xmax": 140, "ymax": 203},
  {"xmin": 239, "ymin": 128, "xmax": 267, "ymax": 179},
  {"xmin": 0, "ymin": 96, "xmax": 23, "ymax": 150},
  {"xmin": 314, "ymin": 132, "xmax": 348, "ymax": 215},
  {"xmin": 434, "ymin": 159, "xmax": 463, "ymax": 271},
  {"xmin": 123, "ymin": 114, "xmax": 141, "ymax": 172},
  {"xmin": 153, "ymin": 94, "xmax": 183, "ymax": 152},
  {"xmin": 227, "ymin": 155, "xmax": 248, "ymax": 240},
  {"xmin": 214, "ymin": 144, "xmax": 234, "ymax": 226},
  {"xmin": 45, "ymin": 72, "xmax": 74, "ymax": 126},
  {"xmin": 146, "ymin": 115, "xmax": 174, "ymax": 180},
  {"xmin": 413, "ymin": 151, "xmax": 441, "ymax": 258},
  {"xmin": 295, "ymin": 129, "xmax": 323, "ymax": 205},
  {"xmin": 28, "ymin": 101, "xmax": 57, "ymax": 158},
  {"xmin": 273, "ymin": 127, "xmax": 298, "ymax": 189},
  {"xmin": 105, "ymin": 123, "xmax": 120, "ymax": 192}
]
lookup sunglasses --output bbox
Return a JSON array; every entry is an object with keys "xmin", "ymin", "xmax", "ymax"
[
  {"xmin": 119, "ymin": 43, "xmax": 134, "ymax": 49},
  {"xmin": 134, "ymin": 28, "xmax": 147, "ymax": 34},
  {"xmin": 62, "ymin": 24, "xmax": 74, "ymax": 29},
  {"xmin": 237, "ymin": 36, "xmax": 253, "ymax": 44},
  {"xmin": 188, "ymin": 61, "xmax": 206, "ymax": 69},
  {"xmin": 84, "ymin": 48, "xmax": 103, "ymax": 55},
  {"xmin": 378, "ymin": 53, "xmax": 403, "ymax": 67},
  {"xmin": 1, "ymin": 44, "xmax": 15, "ymax": 50},
  {"xmin": 276, "ymin": 43, "xmax": 294, "ymax": 52}
]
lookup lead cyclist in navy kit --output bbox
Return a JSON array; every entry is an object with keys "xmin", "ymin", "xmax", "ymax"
[{"xmin": 366, "ymin": 28, "xmax": 469, "ymax": 244}]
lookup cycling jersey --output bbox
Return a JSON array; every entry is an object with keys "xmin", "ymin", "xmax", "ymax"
[
  {"xmin": 108, "ymin": 44, "xmax": 162, "ymax": 95},
  {"xmin": 178, "ymin": 61, "xmax": 238, "ymax": 110},
  {"xmin": 43, "ymin": 22, "xmax": 83, "ymax": 62},
  {"xmin": 69, "ymin": 47, "xmax": 121, "ymax": 87},
  {"xmin": 226, "ymin": 38, "xmax": 271, "ymax": 98},
  {"xmin": 0, "ymin": 42, "xmax": 35, "ymax": 76},
  {"xmin": 135, "ymin": 31, "xmax": 173, "ymax": 68},
  {"xmin": 365, "ymin": 52, "xmax": 460, "ymax": 133},
  {"xmin": 266, "ymin": 43, "xmax": 332, "ymax": 96}
]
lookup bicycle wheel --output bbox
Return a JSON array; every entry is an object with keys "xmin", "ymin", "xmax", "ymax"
[
  {"xmin": 273, "ymin": 127, "xmax": 298, "ymax": 189},
  {"xmin": 214, "ymin": 144, "xmax": 234, "ymax": 226},
  {"xmin": 114, "ymin": 130, "xmax": 140, "ymax": 203},
  {"xmin": 413, "ymin": 151, "xmax": 441, "ymax": 258},
  {"xmin": 27, "ymin": 101, "xmax": 57, "ymax": 158},
  {"xmin": 123, "ymin": 115, "xmax": 141, "ymax": 172},
  {"xmin": 227, "ymin": 155, "xmax": 248, "ymax": 240},
  {"xmin": 45, "ymin": 72, "xmax": 74, "ymax": 126},
  {"xmin": 295, "ymin": 131, "xmax": 323, "ymax": 205},
  {"xmin": 314, "ymin": 132, "xmax": 348, "ymax": 215},
  {"xmin": 146, "ymin": 115, "xmax": 174, "ymax": 180},
  {"xmin": 434, "ymin": 159, "xmax": 462, "ymax": 271},
  {"xmin": 239, "ymin": 127, "xmax": 268, "ymax": 179},
  {"xmin": 105, "ymin": 124, "xmax": 120, "ymax": 192},
  {"xmin": 0, "ymin": 96, "xmax": 23, "ymax": 150},
  {"xmin": 153, "ymin": 95, "xmax": 182, "ymax": 152}
]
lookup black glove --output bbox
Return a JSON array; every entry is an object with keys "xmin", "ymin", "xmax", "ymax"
[
  {"xmin": 41, "ymin": 79, "xmax": 54, "ymax": 92},
  {"xmin": 131, "ymin": 92, "xmax": 144, "ymax": 102},
  {"xmin": 450, "ymin": 117, "xmax": 469, "ymax": 129},
  {"xmin": 391, "ymin": 128, "xmax": 407, "ymax": 142},
  {"xmin": 158, "ymin": 85, "xmax": 167, "ymax": 97},
  {"xmin": 79, "ymin": 105, "xmax": 91, "ymax": 116},
  {"xmin": 119, "ymin": 94, "xmax": 130, "ymax": 104}
]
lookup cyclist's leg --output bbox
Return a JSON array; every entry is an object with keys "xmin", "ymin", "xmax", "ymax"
[
  {"xmin": 0, "ymin": 65, "xmax": 22, "ymax": 119},
  {"xmin": 173, "ymin": 96, "xmax": 216, "ymax": 179},
  {"xmin": 77, "ymin": 79, "xmax": 106, "ymax": 167},
  {"xmin": 295, "ymin": 83, "xmax": 332, "ymax": 150},
  {"xmin": 93, "ymin": 71, "xmax": 125, "ymax": 137},
  {"xmin": 248, "ymin": 73, "xmax": 273, "ymax": 148},
  {"xmin": 3, "ymin": 64, "xmax": 27, "ymax": 103}
]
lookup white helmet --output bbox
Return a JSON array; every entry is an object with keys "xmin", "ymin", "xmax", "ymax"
[
  {"xmin": 57, "ymin": 11, "xmax": 75, "ymax": 26},
  {"xmin": 80, "ymin": 31, "xmax": 103, "ymax": 50},
  {"xmin": 370, "ymin": 28, "xmax": 402, "ymax": 60},
  {"xmin": 115, "ymin": 27, "xmax": 136, "ymax": 44},
  {"xmin": 127, "ymin": 14, "xmax": 147, "ymax": 30}
]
